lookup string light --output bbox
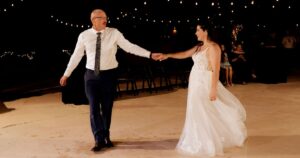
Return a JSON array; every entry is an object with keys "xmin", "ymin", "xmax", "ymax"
[
  {"xmin": 0, "ymin": 51, "xmax": 35, "ymax": 60},
  {"xmin": 50, "ymin": 14, "xmax": 91, "ymax": 29},
  {"xmin": 43, "ymin": 0, "xmax": 298, "ymax": 30},
  {"xmin": 0, "ymin": 0, "xmax": 24, "ymax": 14}
]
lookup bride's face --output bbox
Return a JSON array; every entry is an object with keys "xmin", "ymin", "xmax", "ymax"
[{"xmin": 195, "ymin": 25, "xmax": 207, "ymax": 41}]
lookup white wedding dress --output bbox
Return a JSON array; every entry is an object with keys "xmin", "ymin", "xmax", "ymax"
[{"xmin": 176, "ymin": 47, "xmax": 247, "ymax": 157}]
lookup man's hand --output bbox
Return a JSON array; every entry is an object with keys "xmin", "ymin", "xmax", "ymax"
[{"xmin": 59, "ymin": 76, "xmax": 68, "ymax": 86}]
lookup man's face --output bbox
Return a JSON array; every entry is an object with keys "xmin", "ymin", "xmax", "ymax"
[{"xmin": 92, "ymin": 12, "xmax": 107, "ymax": 30}]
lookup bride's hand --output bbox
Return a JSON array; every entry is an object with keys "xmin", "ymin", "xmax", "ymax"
[
  {"xmin": 209, "ymin": 91, "xmax": 217, "ymax": 101},
  {"xmin": 158, "ymin": 54, "xmax": 169, "ymax": 61}
]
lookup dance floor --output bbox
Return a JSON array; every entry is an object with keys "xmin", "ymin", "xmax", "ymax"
[{"xmin": 1, "ymin": 74, "xmax": 300, "ymax": 158}]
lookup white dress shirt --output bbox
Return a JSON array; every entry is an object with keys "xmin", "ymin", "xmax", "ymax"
[{"xmin": 63, "ymin": 27, "xmax": 151, "ymax": 77}]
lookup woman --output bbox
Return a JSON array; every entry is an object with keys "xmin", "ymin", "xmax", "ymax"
[
  {"xmin": 159, "ymin": 22, "xmax": 247, "ymax": 157},
  {"xmin": 220, "ymin": 44, "xmax": 233, "ymax": 86}
]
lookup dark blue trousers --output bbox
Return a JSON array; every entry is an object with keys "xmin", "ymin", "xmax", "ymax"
[{"xmin": 84, "ymin": 68, "xmax": 117, "ymax": 144}]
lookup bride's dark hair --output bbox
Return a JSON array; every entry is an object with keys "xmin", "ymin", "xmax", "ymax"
[{"xmin": 195, "ymin": 20, "xmax": 222, "ymax": 46}]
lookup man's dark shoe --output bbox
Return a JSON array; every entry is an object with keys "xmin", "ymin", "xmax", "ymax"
[
  {"xmin": 91, "ymin": 143, "xmax": 105, "ymax": 152},
  {"xmin": 105, "ymin": 138, "xmax": 114, "ymax": 148}
]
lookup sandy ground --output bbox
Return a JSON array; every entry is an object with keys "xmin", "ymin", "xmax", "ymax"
[{"xmin": 1, "ymin": 75, "xmax": 300, "ymax": 158}]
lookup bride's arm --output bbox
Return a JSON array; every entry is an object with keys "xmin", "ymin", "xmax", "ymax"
[
  {"xmin": 160, "ymin": 45, "xmax": 198, "ymax": 60},
  {"xmin": 208, "ymin": 44, "xmax": 221, "ymax": 101}
]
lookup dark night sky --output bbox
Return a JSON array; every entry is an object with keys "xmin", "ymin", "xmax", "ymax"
[
  {"xmin": 0, "ymin": 0, "xmax": 299, "ymax": 96},
  {"xmin": 0, "ymin": 0, "xmax": 299, "ymax": 50}
]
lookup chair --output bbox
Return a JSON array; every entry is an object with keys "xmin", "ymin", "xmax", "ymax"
[{"xmin": 116, "ymin": 66, "xmax": 139, "ymax": 97}]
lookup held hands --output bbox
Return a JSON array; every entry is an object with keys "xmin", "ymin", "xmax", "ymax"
[
  {"xmin": 158, "ymin": 54, "xmax": 169, "ymax": 61},
  {"xmin": 151, "ymin": 53, "xmax": 169, "ymax": 61},
  {"xmin": 150, "ymin": 52, "xmax": 162, "ymax": 61}
]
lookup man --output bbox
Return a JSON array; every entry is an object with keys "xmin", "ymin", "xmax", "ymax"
[{"xmin": 60, "ymin": 9, "xmax": 161, "ymax": 152}]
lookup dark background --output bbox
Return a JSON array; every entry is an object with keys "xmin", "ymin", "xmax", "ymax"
[{"xmin": 0, "ymin": 0, "xmax": 299, "ymax": 100}]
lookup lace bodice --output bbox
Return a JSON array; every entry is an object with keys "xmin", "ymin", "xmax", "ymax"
[{"xmin": 192, "ymin": 48, "xmax": 212, "ymax": 71}]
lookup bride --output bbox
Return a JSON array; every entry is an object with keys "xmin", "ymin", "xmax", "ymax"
[{"xmin": 159, "ymin": 21, "xmax": 247, "ymax": 157}]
